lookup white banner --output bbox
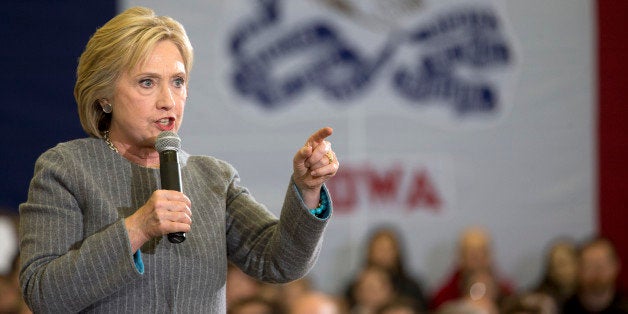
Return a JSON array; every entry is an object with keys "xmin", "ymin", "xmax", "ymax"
[{"xmin": 122, "ymin": 0, "xmax": 596, "ymax": 294}]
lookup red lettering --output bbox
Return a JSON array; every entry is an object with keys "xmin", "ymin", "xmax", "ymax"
[
  {"xmin": 326, "ymin": 166, "xmax": 358, "ymax": 213},
  {"xmin": 327, "ymin": 163, "xmax": 445, "ymax": 214},
  {"xmin": 367, "ymin": 164, "xmax": 402, "ymax": 203},
  {"xmin": 406, "ymin": 168, "xmax": 442, "ymax": 211}
]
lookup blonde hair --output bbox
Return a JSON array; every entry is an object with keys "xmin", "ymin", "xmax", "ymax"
[{"xmin": 74, "ymin": 6, "xmax": 193, "ymax": 138}]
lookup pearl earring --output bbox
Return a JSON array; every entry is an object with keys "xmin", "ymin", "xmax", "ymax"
[{"xmin": 101, "ymin": 102, "xmax": 113, "ymax": 113}]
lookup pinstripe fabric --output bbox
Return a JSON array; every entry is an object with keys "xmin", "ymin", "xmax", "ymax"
[{"xmin": 19, "ymin": 138, "xmax": 330, "ymax": 313}]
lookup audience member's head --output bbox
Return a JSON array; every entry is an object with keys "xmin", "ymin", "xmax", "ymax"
[
  {"xmin": 437, "ymin": 268, "xmax": 501, "ymax": 314},
  {"xmin": 0, "ymin": 209, "xmax": 19, "ymax": 276},
  {"xmin": 227, "ymin": 295, "xmax": 281, "ymax": 314},
  {"xmin": 546, "ymin": 240, "xmax": 578, "ymax": 292},
  {"xmin": 226, "ymin": 263, "xmax": 262, "ymax": 307},
  {"xmin": 366, "ymin": 227, "xmax": 405, "ymax": 275},
  {"xmin": 562, "ymin": 236, "xmax": 628, "ymax": 313},
  {"xmin": 458, "ymin": 226, "xmax": 493, "ymax": 273},
  {"xmin": 500, "ymin": 292, "xmax": 557, "ymax": 314},
  {"xmin": 578, "ymin": 237, "xmax": 620, "ymax": 293},
  {"xmin": 362, "ymin": 226, "xmax": 428, "ymax": 311},
  {"xmin": 278, "ymin": 277, "xmax": 313, "ymax": 311},
  {"xmin": 257, "ymin": 282, "xmax": 282, "ymax": 307},
  {"xmin": 429, "ymin": 226, "xmax": 514, "ymax": 311},
  {"xmin": 462, "ymin": 268, "xmax": 499, "ymax": 306},
  {"xmin": 0, "ymin": 273, "xmax": 20, "ymax": 313},
  {"xmin": 534, "ymin": 238, "xmax": 577, "ymax": 307},
  {"xmin": 0, "ymin": 253, "xmax": 31, "ymax": 314},
  {"xmin": 288, "ymin": 291, "xmax": 339, "ymax": 314},
  {"xmin": 375, "ymin": 297, "xmax": 418, "ymax": 314},
  {"xmin": 352, "ymin": 265, "xmax": 396, "ymax": 314}
]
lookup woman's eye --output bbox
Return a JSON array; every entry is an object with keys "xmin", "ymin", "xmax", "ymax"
[
  {"xmin": 174, "ymin": 77, "xmax": 185, "ymax": 88},
  {"xmin": 139, "ymin": 79, "xmax": 154, "ymax": 88}
]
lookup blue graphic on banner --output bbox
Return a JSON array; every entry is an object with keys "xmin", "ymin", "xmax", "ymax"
[{"xmin": 229, "ymin": 0, "xmax": 513, "ymax": 116}]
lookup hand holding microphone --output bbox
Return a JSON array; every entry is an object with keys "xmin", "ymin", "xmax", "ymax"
[
  {"xmin": 155, "ymin": 131, "xmax": 188, "ymax": 244},
  {"xmin": 124, "ymin": 131, "xmax": 190, "ymax": 250}
]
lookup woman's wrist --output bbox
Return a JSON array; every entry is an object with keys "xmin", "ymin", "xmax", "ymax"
[
  {"xmin": 300, "ymin": 187, "xmax": 322, "ymax": 209},
  {"xmin": 124, "ymin": 216, "xmax": 149, "ymax": 253},
  {"xmin": 309, "ymin": 190, "xmax": 330, "ymax": 216}
]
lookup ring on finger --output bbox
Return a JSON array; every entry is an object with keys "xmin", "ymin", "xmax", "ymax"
[{"xmin": 325, "ymin": 151, "xmax": 334, "ymax": 164}]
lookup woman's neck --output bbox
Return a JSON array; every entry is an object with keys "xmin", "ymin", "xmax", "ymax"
[
  {"xmin": 121, "ymin": 150, "xmax": 160, "ymax": 168},
  {"xmin": 106, "ymin": 133, "xmax": 160, "ymax": 168}
]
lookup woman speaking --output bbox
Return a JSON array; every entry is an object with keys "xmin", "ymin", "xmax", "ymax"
[{"xmin": 19, "ymin": 6, "xmax": 338, "ymax": 313}]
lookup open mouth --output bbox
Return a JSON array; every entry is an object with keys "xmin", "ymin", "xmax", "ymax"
[{"xmin": 156, "ymin": 117, "xmax": 175, "ymax": 131}]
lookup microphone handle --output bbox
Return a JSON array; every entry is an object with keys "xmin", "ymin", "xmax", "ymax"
[
  {"xmin": 159, "ymin": 150, "xmax": 186, "ymax": 244},
  {"xmin": 168, "ymin": 232, "xmax": 186, "ymax": 244}
]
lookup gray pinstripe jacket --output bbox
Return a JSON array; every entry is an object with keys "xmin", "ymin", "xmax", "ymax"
[{"xmin": 19, "ymin": 138, "xmax": 331, "ymax": 313}]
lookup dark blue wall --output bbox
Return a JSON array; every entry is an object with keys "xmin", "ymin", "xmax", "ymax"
[{"xmin": 0, "ymin": 1, "xmax": 116, "ymax": 212}]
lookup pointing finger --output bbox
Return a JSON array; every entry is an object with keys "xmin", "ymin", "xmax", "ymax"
[
  {"xmin": 305, "ymin": 127, "xmax": 333, "ymax": 148},
  {"xmin": 294, "ymin": 144, "xmax": 313, "ymax": 166}
]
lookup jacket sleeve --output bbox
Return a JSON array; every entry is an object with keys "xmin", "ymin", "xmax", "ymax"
[
  {"xmin": 224, "ymin": 166, "xmax": 332, "ymax": 283},
  {"xmin": 19, "ymin": 148, "xmax": 142, "ymax": 313}
]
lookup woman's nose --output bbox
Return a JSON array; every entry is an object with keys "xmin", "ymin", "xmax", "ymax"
[{"xmin": 157, "ymin": 84, "xmax": 175, "ymax": 110}]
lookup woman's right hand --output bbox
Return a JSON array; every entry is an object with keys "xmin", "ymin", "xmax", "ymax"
[{"xmin": 124, "ymin": 190, "xmax": 192, "ymax": 252}]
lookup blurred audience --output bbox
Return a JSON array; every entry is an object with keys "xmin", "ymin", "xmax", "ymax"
[
  {"xmin": 500, "ymin": 292, "xmax": 557, "ymax": 314},
  {"xmin": 288, "ymin": 291, "xmax": 341, "ymax": 314},
  {"xmin": 563, "ymin": 237, "xmax": 628, "ymax": 313},
  {"xmin": 429, "ymin": 226, "xmax": 513, "ymax": 310},
  {"xmin": 533, "ymin": 238, "xmax": 578, "ymax": 309},
  {"xmin": 0, "ymin": 210, "xmax": 31, "ymax": 314},
  {"xmin": 227, "ymin": 262, "xmax": 263, "ymax": 307},
  {"xmin": 279, "ymin": 277, "xmax": 314, "ymax": 311},
  {"xmin": 0, "ymin": 254, "xmax": 32, "ymax": 314},
  {"xmin": 0, "ymin": 209, "xmax": 19, "ymax": 276},
  {"xmin": 345, "ymin": 227, "xmax": 427, "ymax": 312},
  {"xmin": 435, "ymin": 268, "xmax": 500, "ymax": 314},
  {"xmin": 258, "ymin": 281, "xmax": 282, "ymax": 307},
  {"xmin": 226, "ymin": 263, "xmax": 340, "ymax": 314},
  {"xmin": 375, "ymin": 297, "xmax": 420, "ymax": 314},
  {"xmin": 2, "ymin": 210, "xmax": 627, "ymax": 314},
  {"xmin": 227, "ymin": 295, "xmax": 282, "ymax": 314},
  {"xmin": 349, "ymin": 265, "xmax": 396, "ymax": 314}
]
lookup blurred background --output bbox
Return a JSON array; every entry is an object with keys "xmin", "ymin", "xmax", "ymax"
[{"xmin": 1, "ymin": 0, "xmax": 627, "ymax": 313}]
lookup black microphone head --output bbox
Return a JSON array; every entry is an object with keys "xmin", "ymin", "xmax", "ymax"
[{"xmin": 155, "ymin": 131, "xmax": 181, "ymax": 153}]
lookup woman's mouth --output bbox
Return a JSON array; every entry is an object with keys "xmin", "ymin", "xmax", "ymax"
[{"xmin": 156, "ymin": 118, "xmax": 175, "ymax": 131}]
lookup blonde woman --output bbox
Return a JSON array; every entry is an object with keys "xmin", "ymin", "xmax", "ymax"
[{"xmin": 19, "ymin": 7, "xmax": 338, "ymax": 313}]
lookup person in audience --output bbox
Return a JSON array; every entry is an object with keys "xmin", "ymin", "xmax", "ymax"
[
  {"xmin": 500, "ymin": 292, "xmax": 557, "ymax": 314},
  {"xmin": 563, "ymin": 237, "xmax": 628, "ymax": 313},
  {"xmin": 345, "ymin": 226, "xmax": 427, "ymax": 312},
  {"xmin": 533, "ymin": 238, "xmax": 578, "ymax": 309},
  {"xmin": 375, "ymin": 297, "xmax": 420, "ymax": 314},
  {"xmin": 349, "ymin": 265, "xmax": 396, "ymax": 314},
  {"xmin": 279, "ymin": 277, "xmax": 314, "ymax": 311},
  {"xmin": 436, "ymin": 268, "xmax": 500, "ymax": 314},
  {"xmin": 227, "ymin": 295, "xmax": 282, "ymax": 314},
  {"xmin": 0, "ymin": 212, "xmax": 30, "ymax": 314},
  {"xmin": 0, "ymin": 254, "xmax": 32, "ymax": 314},
  {"xmin": 429, "ymin": 226, "xmax": 513, "ymax": 310},
  {"xmin": 0, "ymin": 209, "xmax": 19, "ymax": 276},
  {"xmin": 288, "ymin": 291, "xmax": 340, "ymax": 314},
  {"xmin": 227, "ymin": 262, "xmax": 263, "ymax": 307}
]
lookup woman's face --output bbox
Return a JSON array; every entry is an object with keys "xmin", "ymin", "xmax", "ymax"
[
  {"xmin": 549, "ymin": 243, "xmax": 577, "ymax": 288},
  {"xmin": 109, "ymin": 40, "xmax": 187, "ymax": 151},
  {"xmin": 354, "ymin": 268, "xmax": 393, "ymax": 309},
  {"xmin": 369, "ymin": 234, "xmax": 398, "ymax": 270}
]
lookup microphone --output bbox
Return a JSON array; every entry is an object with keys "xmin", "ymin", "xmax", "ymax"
[{"xmin": 155, "ymin": 131, "xmax": 186, "ymax": 244}]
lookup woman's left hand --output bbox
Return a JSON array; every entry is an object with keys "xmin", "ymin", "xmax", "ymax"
[{"xmin": 293, "ymin": 127, "xmax": 339, "ymax": 208}]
